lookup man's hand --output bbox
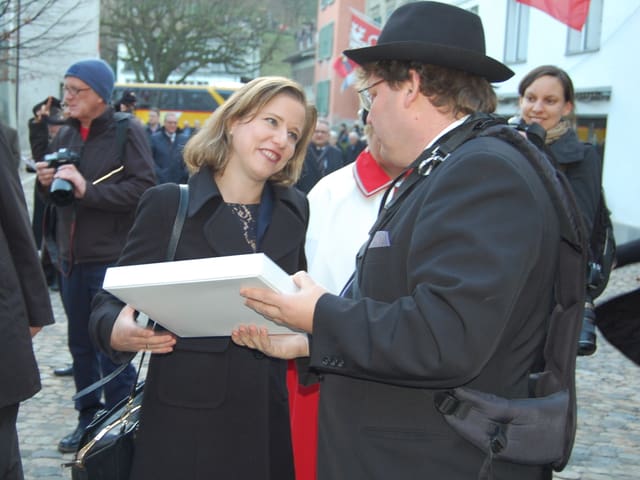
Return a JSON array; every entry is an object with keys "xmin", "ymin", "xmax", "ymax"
[
  {"xmin": 110, "ymin": 305, "xmax": 177, "ymax": 354},
  {"xmin": 35, "ymin": 161, "xmax": 55, "ymax": 188},
  {"xmin": 240, "ymin": 271, "xmax": 326, "ymax": 334},
  {"xmin": 30, "ymin": 326, "xmax": 43, "ymax": 338},
  {"xmin": 54, "ymin": 163, "xmax": 88, "ymax": 199},
  {"xmin": 34, "ymin": 96, "xmax": 53, "ymax": 124}
]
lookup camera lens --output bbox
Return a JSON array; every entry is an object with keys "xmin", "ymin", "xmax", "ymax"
[
  {"xmin": 578, "ymin": 301, "xmax": 597, "ymax": 356},
  {"xmin": 50, "ymin": 178, "xmax": 74, "ymax": 206}
]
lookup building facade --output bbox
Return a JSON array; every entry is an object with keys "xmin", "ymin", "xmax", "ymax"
[
  {"xmin": 364, "ymin": 0, "xmax": 639, "ymax": 241},
  {"xmin": 0, "ymin": 0, "xmax": 100, "ymax": 155}
]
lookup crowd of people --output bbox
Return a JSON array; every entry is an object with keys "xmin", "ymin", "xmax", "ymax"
[{"xmin": 2, "ymin": 2, "xmax": 636, "ymax": 480}]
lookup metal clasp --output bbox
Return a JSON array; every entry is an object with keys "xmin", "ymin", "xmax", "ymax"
[{"xmin": 417, "ymin": 147, "xmax": 449, "ymax": 176}]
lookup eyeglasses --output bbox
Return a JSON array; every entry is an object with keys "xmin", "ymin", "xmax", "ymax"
[
  {"xmin": 357, "ymin": 79, "xmax": 385, "ymax": 111},
  {"xmin": 63, "ymin": 85, "xmax": 91, "ymax": 97}
]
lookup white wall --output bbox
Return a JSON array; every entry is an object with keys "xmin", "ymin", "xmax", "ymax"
[{"xmin": 451, "ymin": 0, "xmax": 640, "ymax": 241}]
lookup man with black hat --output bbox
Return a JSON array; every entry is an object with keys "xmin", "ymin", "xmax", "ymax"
[
  {"xmin": 114, "ymin": 89, "xmax": 137, "ymax": 113},
  {"xmin": 232, "ymin": 2, "xmax": 563, "ymax": 479},
  {"xmin": 35, "ymin": 59, "xmax": 156, "ymax": 454}
]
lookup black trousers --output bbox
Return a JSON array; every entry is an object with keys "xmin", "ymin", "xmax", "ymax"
[{"xmin": 0, "ymin": 403, "xmax": 24, "ymax": 480}]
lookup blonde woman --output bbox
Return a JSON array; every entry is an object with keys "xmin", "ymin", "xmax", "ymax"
[{"xmin": 90, "ymin": 77, "xmax": 316, "ymax": 480}]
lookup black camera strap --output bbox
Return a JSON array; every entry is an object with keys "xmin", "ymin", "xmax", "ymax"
[
  {"xmin": 72, "ymin": 184, "xmax": 189, "ymax": 401},
  {"xmin": 346, "ymin": 114, "xmax": 502, "ymax": 298}
]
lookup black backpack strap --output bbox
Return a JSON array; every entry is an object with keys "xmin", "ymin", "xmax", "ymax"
[
  {"xmin": 432, "ymin": 124, "xmax": 587, "ymax": 474},
  {"xmin": 72, "ymin": 184, "xmax": 189, "ymax": 402},
  {"xmin": 113, "ymin": 111, "xmax": 131, "ymax": 164}
]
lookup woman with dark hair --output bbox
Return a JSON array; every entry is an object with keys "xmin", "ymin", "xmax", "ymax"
[
  {"xmin": 518, "ymin": 65, "xmax": 603, "ymax": 354},
  {"xmin": 90, "ymin": 76, "xmax": 317, "ymax": 480},
  {"xmin": 518, "ymin": 65, "xmax": 601, "ymax": 237}
]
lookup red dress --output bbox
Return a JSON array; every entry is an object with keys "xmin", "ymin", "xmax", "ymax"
[{"xmin": 287, "ymin": 361, "xmax": 319, "ymax": 480}]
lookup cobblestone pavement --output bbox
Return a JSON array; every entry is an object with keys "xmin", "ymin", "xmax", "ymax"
[{"xmin": 15, "ymin": 172, "xmax": 640, "ymax": 479}]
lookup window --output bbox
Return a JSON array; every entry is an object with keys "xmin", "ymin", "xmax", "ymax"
[
  {"xmin": 315, "ymin": 80, "xmax": 331, "ymax": 117},
  {"xmin": 567, "ymin": 0, "xmax": 602, "ymax": 54},
  {"xmin": 504, "ymin": 0, "xmax": 529, "ymax": 64},
  {"xmin": 318, "ymin": 23, "xmax": 334, "ymax": 61},
  {"xmin": 177, "ymin": 90, "xmax": 218, "ymax": 111},
  {"xmin": 320, "ymin": 0, "xmax": 334, "ymax": 10},
  {"xmin": 370, "ymin": 5, "xmax": 382, "ymax": 25}
]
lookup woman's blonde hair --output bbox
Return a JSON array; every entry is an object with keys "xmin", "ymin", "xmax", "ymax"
[{"xmin": 184, "ymin": 76, "xmax": 317, "ymax": 186}]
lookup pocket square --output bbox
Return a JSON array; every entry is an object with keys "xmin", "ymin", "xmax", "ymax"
[{"xmin": 369, "ymin": 230, "xmax": 391, "ymax": 248}]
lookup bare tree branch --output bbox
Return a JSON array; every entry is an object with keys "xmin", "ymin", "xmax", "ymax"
[
  {"xmin": 1, "ymin": 0, "xmax": 96, "ymax": 81},
  {"xmin": 100, "ymin": 0, "xmax": 315, "ymax": 83}
]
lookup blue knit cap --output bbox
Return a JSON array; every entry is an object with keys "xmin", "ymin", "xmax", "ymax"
[{"xmin": 65, "ymin": 59, "xmax": 115, "ymax": 104}]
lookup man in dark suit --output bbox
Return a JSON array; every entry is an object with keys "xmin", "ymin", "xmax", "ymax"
[
  {"xmin": 295, "ymin": 119, "xmax": 344, "ymax": 193},
  {"xmin": 0, "ymin": 121, "xmax": 21, "ymax": 172},
  {"xmin": 0, "ymin": 120, "xmax": 55, "ymax": 479},
  {"xmin": 233, "ymin": 3, "xmax": 563, "ymax": 479},
  {"xmin": 150, "ymin": 112, "xmax": 189, "ymax": 184}
]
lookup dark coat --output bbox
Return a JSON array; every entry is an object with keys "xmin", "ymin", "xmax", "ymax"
[
  {"xmin": 308, "ymin": 135, "xmax": 559, "ymax": 479},
  {"xmin": 90, "ymin": 168, "xmax": 308, "ymax": 480},
  {"xmin": 150, "ymin": 131, "xmax": 189, "ymax": 184},
  {"xmin": 548, "ymin": 129, "xmax": 601, "ymax": 235},
  {"xmin": 344, "ymin": 139, "xmax": 367, "ymax": 165},
  {"xmin": 44, "ymin": 108, "xmax": 156, "ymax": 265},
  {"xmin": 0, "ymin": 122, "xmax": 20, "ymax": 172},
  {"xmin": 0, "ymin": 126, "xmax": 54, "ymax": 409},
  {"xmin": 296, "ymin": 144, "xmax": 344, "ymax": 193}
]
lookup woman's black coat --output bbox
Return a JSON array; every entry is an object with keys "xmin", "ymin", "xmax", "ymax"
[
  {"xmin": 549, "ymin": 129, "xmax": 602, "ymax": 235},
  {"xmin": 90, "ymin": 167, "xmax": 308, "ymax": 480}
]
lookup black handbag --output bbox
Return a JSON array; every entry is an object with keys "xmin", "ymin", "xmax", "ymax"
[
  {"xmin": 65, "ymin": 184, "xmax": 189, "ymax": 479},
  {"xmin": 70, "ymin": 382, "xmax": 144, "ymax": 480}
]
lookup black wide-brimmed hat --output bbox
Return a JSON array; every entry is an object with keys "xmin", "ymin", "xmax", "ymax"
[{"xmin": 344, "ymin": 1, "xmax": 513, "ymax": 83}]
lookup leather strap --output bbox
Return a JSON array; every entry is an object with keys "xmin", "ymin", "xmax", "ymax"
[{"xmin": 72, "ymin": 184, "xmax": 189, "ymax": 401}]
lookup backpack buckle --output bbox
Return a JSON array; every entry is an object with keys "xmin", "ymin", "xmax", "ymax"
[
  {"xmin": 417, "ymin": 147, "xmax": 448, "ymax": 176},
  {"xmin": 434, "ymin": 391, "xmax": 461, "ymax": 415}
]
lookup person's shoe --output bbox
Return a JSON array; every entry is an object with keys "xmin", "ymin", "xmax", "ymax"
[
  {"xmin": 53, "ymin": 365, "xmax": 73, "ymax": 377},
  {"xmin": 57, "ymin": 424, "xmax": 85, "ymax": 453}
]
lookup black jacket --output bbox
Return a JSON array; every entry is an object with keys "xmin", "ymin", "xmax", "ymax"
[
  {"xmin": 549, "ymin": 129, "xmax": 602, "ymax": 235},
  {"xmin": 150, "ymin": 130, "xmax": 189, "ymax": 184},
  {"xmin": 296, "ymin": 144, "xmax": 344, "ymax": 193},
  {"xmin": 43, "ymin": 107, "xmax": 156, "ymax": 265},
  {"xmin": 309, "ymin": 134, "xmax": 559, "ymax": 479},
  {"xmin": 90, "ymin": 168, "xmax": 308, "ymax": 479},
  {"xmin": 0, "ymin": 126, "xmax": 54, "ymax": 408}
]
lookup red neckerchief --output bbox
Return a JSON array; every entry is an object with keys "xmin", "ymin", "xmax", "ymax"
[
  {"xmin": 353, "ymin": 149, "xmax": 393, "ymax": 198},
  {"xmin": 80, "ymin": 125, "xmax": 90, "ymax": 141}
]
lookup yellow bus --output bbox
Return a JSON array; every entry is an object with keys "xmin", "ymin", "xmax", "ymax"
[{"xmin": 112, "ymin": 82, "xmax": 243, "ymax": 128}]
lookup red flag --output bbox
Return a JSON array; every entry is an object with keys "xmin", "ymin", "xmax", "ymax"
[
  {"xmin": 333, "ymin": 55, "xmax": 354, "ymax": 79},
  {"xmin": 348, "ymin": 8, "xmax": 381, "ymax": 49},
  {"xmin": 333, "ymin": 10, "xmax": 381, "ymax": 90},
  {"xmin": 516, "ymin": 0, "xmax": 591, "ymax": 31}
]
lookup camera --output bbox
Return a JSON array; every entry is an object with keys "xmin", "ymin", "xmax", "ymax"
[
  {"xmin": 44, "ymin": 148, "xmax": 80, "ymax": 206},
  {"xmin": 508, "ymin": 116, "xmax": 547, "ymax": 150}
]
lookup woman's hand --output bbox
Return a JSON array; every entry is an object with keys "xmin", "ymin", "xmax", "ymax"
[
  {"xmin": 110, "ymin": 305, "xmax": 177, "ymax": 354},
  {"xmin": 231, "ymin": 325, "xmax": 309, "ymax": 359}
]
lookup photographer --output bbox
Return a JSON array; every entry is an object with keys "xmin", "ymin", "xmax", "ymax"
[{"xmin": 35, "ymin": 59, "xmax": 156, "ymax": 454}]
